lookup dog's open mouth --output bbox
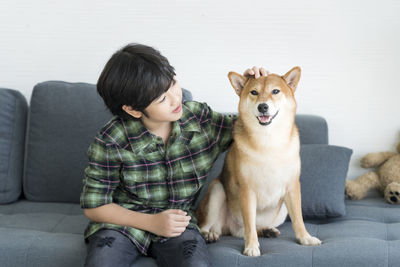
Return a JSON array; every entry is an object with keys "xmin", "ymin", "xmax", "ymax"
[
  {"xmin": 257, "ymin": 115, "xmax": 272, "ymax": 124},
  {"xmin": 257, "ymin": 111, "xmax": 279, "ymax": 126}
]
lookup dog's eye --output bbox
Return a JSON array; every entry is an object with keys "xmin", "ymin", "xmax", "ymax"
[
  {"xmin": 272, "ymin": 89, "xmax": 280, "ymax": 95},
  {"xmin": 250, "ymin": 90, "xmax": 258, "ymax": 95}
]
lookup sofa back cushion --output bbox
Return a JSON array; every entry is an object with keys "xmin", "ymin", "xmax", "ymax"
[
  {"xmin": 295, "ymin": 115, "xmax": 328, "ymax": 145},
  {"xmin": 23, "ymin": 81, "xmax": 113, "ymax": 202},
  {"xmin": 0, "ymin": 88, "xmax": 28, "ymax": 203},
  {"xmin": 23, "ymin": 81, "xmax": 193, "ymax": 203}
]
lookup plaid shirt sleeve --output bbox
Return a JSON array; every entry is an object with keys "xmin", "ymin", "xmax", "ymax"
[
  {"xmin": 80, "ymin": 135, "xmax": 122, "ymax": 209},
  {"xmin": 200, "ymin": 102, "xmax": 237, "ymax": 152}
]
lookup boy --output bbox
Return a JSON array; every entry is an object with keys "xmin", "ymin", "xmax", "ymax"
[{"xmin": 80, "ymin": 43, "xmax": 268, "ymax": 266}]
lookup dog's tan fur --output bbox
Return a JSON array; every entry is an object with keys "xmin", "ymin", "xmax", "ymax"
[{"xmin": 196, "ymin": 67, "xmax": 321, "ymax": 256}]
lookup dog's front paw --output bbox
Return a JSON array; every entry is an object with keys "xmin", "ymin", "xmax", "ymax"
[
  {"xmin": 243, "ymin": 243, "xmax": 261, "ymax": 257},
  {"xmin": 201, "ymin": 230, "xmax": 220, "ymax": 243},
  {"xmin": 298, "ymin": 234, "xmax": 321, "ymax": 246}
]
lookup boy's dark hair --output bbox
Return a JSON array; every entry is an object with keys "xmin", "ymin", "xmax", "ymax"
[{"xmin": 97, "ymin": 43, "xmax": 176, "ymax": 120}]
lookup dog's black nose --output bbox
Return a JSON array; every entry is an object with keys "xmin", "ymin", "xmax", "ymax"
[{"xmin": 258, "ymin": 103, "xmax": 269, "ymax": 113}]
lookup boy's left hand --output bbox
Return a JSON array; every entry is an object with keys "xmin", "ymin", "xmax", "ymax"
[{"xmin": 243, "ymin": 66, "xmax": 270, "ymax": 79}]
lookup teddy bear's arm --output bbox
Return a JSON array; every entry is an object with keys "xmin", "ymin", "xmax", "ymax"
[{"xmin": 360, "ymin": 152, "xmax": 397, "ymax": 168}]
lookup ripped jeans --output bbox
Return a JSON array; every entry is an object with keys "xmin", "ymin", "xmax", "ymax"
[{"xmin": 85, "ymin": 228, "xmax": 211, "ymax": 267}]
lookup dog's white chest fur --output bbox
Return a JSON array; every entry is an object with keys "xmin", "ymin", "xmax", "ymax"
[{"xmin": 238, "ymin": 144, "xmax": 299, "ymax": 210}]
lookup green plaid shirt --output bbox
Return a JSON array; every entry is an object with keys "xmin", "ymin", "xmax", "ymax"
[{"xmin": 80, "ymin": 101, "xmax": 236, "ymax": 255}]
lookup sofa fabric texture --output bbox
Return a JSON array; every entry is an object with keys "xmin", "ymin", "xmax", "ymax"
[{"xmin": 0, "ymin": 81, "xmax": 398, "ymax": 267}]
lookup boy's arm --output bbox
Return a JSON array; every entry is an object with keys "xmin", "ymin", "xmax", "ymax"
[
  {"xmin": 202, "ymin": 104, "xmax": 237, "ymax": 152},
  {"xmin": 84, "ymin": 204, "xmax": 191, "ymax": 238},
  {"xmin": 81, "ymin": 136, "xmax": 190, "ymax": 237},
  {"xmin": 84, "ymin": 203, "xmax": 152, "ymax": 231},
  {"xmin": 80, "ymin": 137, "xmax": 121, "ymax": 209}
]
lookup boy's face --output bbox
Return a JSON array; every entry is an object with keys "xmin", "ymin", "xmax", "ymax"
[
  {"xmin": 122, "ymin": 79, "xmax": 183, "ymax": 123},
  {"xmin": 143, "ymin": 79, "xmax": 183, "ymax": 122}
]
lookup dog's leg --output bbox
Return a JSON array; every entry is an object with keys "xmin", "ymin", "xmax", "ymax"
[
  {"xmin": 198, "ymin": 179, "xmax": 226, "ymax": 242},
  {"xmin": 284, "ymin": 179, "xmax": 321, "ymax": 246},
  {"xmin": 240, "ymin": 188, "xmax": 260, "ymax": 256}
]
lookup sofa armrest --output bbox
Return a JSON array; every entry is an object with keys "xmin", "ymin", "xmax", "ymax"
[
  {"xmin": 296, "ymin": 114, "xmax": 328, "ymax": 145},
  {"xmin": 0, "ymin": 88, "xmax": 28, "ymax": 203}
]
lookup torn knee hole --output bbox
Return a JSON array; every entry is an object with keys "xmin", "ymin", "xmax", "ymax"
[
  {"xmin": 182, "ymin": 240, "xmax": 198, "ymax": 259},
  {"xmin": 96, "ymin": 237, "xmax": 116, "ymax": 248}
]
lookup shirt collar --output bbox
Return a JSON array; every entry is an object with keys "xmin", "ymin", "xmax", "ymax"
[{"xmin": 121, "ymin": 102, "xmax": 201, "ymax": 154}]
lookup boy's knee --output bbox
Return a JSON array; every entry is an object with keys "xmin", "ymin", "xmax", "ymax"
[
  {"xmin": 182, "ymin": 239, "xmax": 199, "ymax": 259},
  {"xmin": 85, "ymin": 230, "xmax": 140, "ymax": 267},
  {"xmin": 181, "ymin": 230, "xmax": 211, "ymax": 266}
]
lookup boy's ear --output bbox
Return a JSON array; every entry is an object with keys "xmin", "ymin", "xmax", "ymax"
[
  {"xmin": 122, "ymin": 105, "xmax": 142, "ymax": 119},
  {"xmin": 228, "ymin": 72, "xmax": 248, "ymax": 96},
  {"xmin": 282, "ymin": 66, "xmax": 301, "ymax": 92}
]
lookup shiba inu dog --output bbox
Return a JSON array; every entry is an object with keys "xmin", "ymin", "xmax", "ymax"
[{"xmin": 196, "ymin": 67, "xmax": 321, "ymax": 256}]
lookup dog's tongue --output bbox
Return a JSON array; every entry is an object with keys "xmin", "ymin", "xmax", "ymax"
[{"xmin": 258, "ymin": 115, "xmax": 271, "ymax": 123}]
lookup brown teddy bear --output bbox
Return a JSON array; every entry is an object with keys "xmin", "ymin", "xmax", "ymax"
[{"xmin": 345, "ymin": 140, "xmax": 400, "ymax": 204}]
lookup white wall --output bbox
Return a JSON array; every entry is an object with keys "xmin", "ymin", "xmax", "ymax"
[{"xmin": 1, "ymin": 0, "xmax": 399, "ymax": 179}]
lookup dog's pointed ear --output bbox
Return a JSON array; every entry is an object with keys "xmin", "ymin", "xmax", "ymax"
[
  {"xmin": 282, "ymin": 66, "xmax": 301, "ymax": 92},
  {"xmin": 228, "ymin": 72, "xmax": 248, "ymax": 96}
]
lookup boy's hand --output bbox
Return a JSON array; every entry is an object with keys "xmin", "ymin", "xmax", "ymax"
[
  {"xmin": 149, "ymin": 209, "xmax": 191, "ymax": 237},
  {"xmin": 243, "ymin": 66, "xmax": 270, "ymax": 78}
]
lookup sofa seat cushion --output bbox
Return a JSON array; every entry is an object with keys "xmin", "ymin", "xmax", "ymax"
[
  {"xmin": 0, "ymin": 201, "xmax": 88, "ymax": 266},
  {"xmin": 205, "ymin": 229, "xmax": 399, "ymax": 267},
  {"xmin": 0, "ymin": 200, "xmax": 160, "ymax": 267},
  {"xmin": 1, "ymin": 193, "xmax": 399, "ymax": 267},
  {"xmin": 200, "ymin": 192, "xmax": 400, "ymax": 267},
  {"xmin": 0, "ymin": 227, "xmax": 156, "ymax": 267},
  {"xmin": 0, "ymin": 200, "xmax": 87, "ymax": 234},
  {"xmin": 0, "ymin": 228, "xmax": 87, "ymax": 267}
]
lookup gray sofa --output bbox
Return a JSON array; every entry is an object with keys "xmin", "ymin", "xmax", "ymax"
[{"xmin": 0, "ymin": 81, "xmax": 399, "ymax": 267}]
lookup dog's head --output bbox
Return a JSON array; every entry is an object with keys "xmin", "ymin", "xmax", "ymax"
[{"xmin": 228, "ymin": 67, "xmax": 301, "ymax": 127}]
